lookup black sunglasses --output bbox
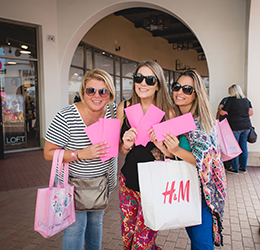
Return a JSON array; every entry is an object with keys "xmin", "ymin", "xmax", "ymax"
[
  {"xmin": 172, "ymin": 82, "xmax": 194, "ymax": 95},
  {"xmin": 133, "ymin": 73, "xmax": 158, "ymax": 86},
  {"xmin": 85, "ymin": 87, "xmax": 110, "ymax": 98}
]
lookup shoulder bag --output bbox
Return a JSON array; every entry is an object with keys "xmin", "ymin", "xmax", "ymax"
[
  {"xmin": 69, "ymin": 103, "xmax": 115, "ymax": 211},
  {"xmin": 248, "ymin": 126, "xmax": 257, "ymax": 143}
]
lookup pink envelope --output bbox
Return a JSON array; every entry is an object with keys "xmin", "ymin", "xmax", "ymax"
[
  {"xmin": 124, "ymin": 103, "xmax": 143, "ymax": 128},
  {"xmin": 99, "ymin": 118, "xmax": 120, "ymax": 162},
  {"xmin": 84, "ymin": 118, "xmax": 120, "ymax": 162},
  {"xmin": 84, "ymin": 121, "xmax": 101, "ymax": 145},
  {"xmin": 153, "ymin": 113, "xmax": 197, "ymax": 142},
  {"xmin": 135, "ymin": 104, "xmax": 165, "ymax": 146}
]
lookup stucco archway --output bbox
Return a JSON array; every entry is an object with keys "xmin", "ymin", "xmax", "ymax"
[{"xmin": 59, "ymin": 2, "xmax": 206, "ymax": 107}]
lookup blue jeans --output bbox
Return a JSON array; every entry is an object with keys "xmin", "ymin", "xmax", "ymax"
[
  {"xmin": 186, "ymin": 197, "xmax": 214, "ymax": 250},
  {"xmin": 63, "ymin": 210, "xmax": 104, "ymax": 250},
  {"xmin": 232, "ymin": 129, "xmax": 250, "ymax": 170}
]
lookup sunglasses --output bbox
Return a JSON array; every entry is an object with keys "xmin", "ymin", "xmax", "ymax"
[
  {"xmin": 133, "ymin": 73, "xmax": 158, "ymax": 86},
  {"xmin": 172, "ymin": 82, "xmax": 194, "ymax": 95},
  {"xmin": 85, "ymin": 87, "xmax": 110, "ymax": 98}
]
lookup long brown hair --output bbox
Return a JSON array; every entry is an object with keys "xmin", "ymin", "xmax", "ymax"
[
  {"xmin": 173, "ymin": 69, "xmax": 214, "ymax": 134},
  {"xmin": 129, "ymin": 60, "xmax": 173, "ymax": 121}
]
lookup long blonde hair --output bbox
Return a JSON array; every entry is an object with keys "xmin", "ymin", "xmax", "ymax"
[
  {"xmin": 174, "ymin": 69, "xmax": 214, "ymax": 134},
  {"xmin": 129, "ymin": 60, "xmax": 174, "ymax": 121},
  {"xmin": 228, "ymin": 84, "xmax": 245, "ymax": 99}
]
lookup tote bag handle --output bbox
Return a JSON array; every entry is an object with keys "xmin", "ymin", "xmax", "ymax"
[
  {"xmin": 57, "ymin": 149, "xmax": 69, "ymax": 186},
  {"xmin": 49, "ymin": 149, "xmax": 61, "ymax": 190}
]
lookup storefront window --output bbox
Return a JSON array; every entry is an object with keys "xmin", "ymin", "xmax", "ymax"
[
  {"xmin": 71, "ymin": 44, "xmax": 83, "ymax": 68},
  {"xmin": 122, "ymin": 78, "xmax": 133, "ymax": 101},
  {"xmin": 122, "ymin": 59, "xmax": 137, "ymax": 77},
  {"xmin": 68, "ymin": 67, "xmax": 84, "ymax": 105},
  {"xmin": 69, "ymin": 43, "xmax": 180, "ymax": 105},
  {"xmin": 1, "ymin": 58, "xmax": 39, "ymax": 150},
  {"xmin": 85, "ymin": 46, "xmax": 92, "ymax": 70},
  {"xmin": 94, "ymin": 50, "xmax": 114, "ymax": 74},
  {"xmin": 115, "ymin": 77, "xmax": 121, "ymax": 104},
  {"xmin": 0, "ymin": 20, "xmax": 40, "ymax": 152}
]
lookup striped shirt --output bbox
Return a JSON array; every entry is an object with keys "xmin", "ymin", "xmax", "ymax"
[{"xmin": 45, "ymin": 103, "xmax": 118, "ymax": 192}]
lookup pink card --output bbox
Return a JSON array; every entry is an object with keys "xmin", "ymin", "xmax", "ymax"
[
  {"xmin": 124, "ymin": 103, "xmax": 143, "ymax": 128},
  {"xmin": 153, "ymin": 113, "xmax": 197, "ymax": 142},
  {"xmin": 84, "ymin": 121, "xmax": 101, "ymax": 145},
  {"xmin": 135, "ymin": 104, "xmax": 165, "ymax": 146},
  {"xmin": 84, "ymin": 118, "xmax": 121, "ymax": 162},
  {"xmin": 99, "ymin": 118, "xmax": 120, "ymax": 162}
]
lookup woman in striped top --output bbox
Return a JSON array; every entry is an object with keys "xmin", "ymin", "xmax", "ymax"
[{"xmin": 44, "ymin": 69, "xmax": 117, "ymax": 250}]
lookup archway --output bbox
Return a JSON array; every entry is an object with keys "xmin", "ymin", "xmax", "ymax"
[{"xmin": 59, "ymin": 2, "xmax": 208, "ymax": 107}]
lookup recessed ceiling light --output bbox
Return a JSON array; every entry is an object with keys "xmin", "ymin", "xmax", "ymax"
[
  {"xmin": 8, "ymin": 61, "xmax": 17, "ymax": 65},
  {"xmin": 21, "ymin": 45, "xmax": 28, "ymax": 49},
  {"xmin": 20, "ymin": 50, "xmax": 31, "ymax": 54}
]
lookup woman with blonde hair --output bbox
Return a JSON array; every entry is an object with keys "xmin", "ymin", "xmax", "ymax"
[
  {"xmin": 220, "ymin": 84, "xmax": 253, "ymax": 173},
  {"xmin": 161, "ymin": 69, "xmax": 226, "ymax": 248},
  {"xmin": 117, "ymin": 60, "xmax": 174, "ymax": 249},
  {"xmin": 44, "ymin": 69, "xmax": 117, "ymax": 250}
]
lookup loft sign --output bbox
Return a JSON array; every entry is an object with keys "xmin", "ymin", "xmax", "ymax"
[{"xmin": 6, "ymin": 135, "xmax": 26, "ymax": 145}]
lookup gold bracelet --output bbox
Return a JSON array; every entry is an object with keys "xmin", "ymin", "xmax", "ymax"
[{"xmin": 76, "ymin": 149, "xmax": 80, "ymax": 160}]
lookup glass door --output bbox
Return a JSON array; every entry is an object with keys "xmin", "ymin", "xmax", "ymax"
[{"xmin": 0, "ymin": 20, "xmax": 40, "ymax": 152}]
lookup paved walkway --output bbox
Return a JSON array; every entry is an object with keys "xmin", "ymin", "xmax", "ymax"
[{"xmin": 0, "ymin": 150, "xmax": 260, "ymax": 249}]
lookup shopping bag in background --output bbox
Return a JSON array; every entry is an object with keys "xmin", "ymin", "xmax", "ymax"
[
  {"xmin": 215, "ymin": 119, "xmax": 242, "ymax": 161},
  {"xmin": 138, "ymin": 160, "xmax": 201, "ymax": 231},
  {"xmin": 34, "ymin": 149, "xmax": 75, "ymax": 238}
]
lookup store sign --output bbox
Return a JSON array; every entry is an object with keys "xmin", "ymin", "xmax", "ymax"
[{"xmin": 6, "ymin": 135, "xmax": 26, "ymax": 145}]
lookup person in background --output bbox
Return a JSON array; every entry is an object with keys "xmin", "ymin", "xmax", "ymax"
[
  {"xmin": 160, "ymin": 69, "xmax": 226, "ymax": 248},
  {"xmin": 220, "ymin": 84, "xmax": 253, "ymax": 174},
  {"xmin": 216, "ymin": 96, "xmax": 232, "ymax": 169},
  {"xmin": 44, "ymin": 69, "xmax": 117, "ymax": 250},
  {"xmin": 117, "ymin": 60, "xmax": 175, "ymax": 249}
]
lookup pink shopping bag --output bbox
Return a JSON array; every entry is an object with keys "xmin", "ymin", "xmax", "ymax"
[
  {"xmin": 34, "ymin": 149, "xmax": 75, "ymax": 238},
  {"xmin": 215, "ymin": 119, "xmax": 242, "ymax": 161}
]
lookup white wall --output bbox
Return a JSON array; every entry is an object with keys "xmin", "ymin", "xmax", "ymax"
[{"xmin": 247, "ymin": 0, "xmax": 260, "ymax": 158}]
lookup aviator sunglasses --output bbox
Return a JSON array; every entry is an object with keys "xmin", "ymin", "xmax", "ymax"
[
  {"xmin": 133, "ymin": 73, "xmax": 158, "ymax": 86},
  {"xmin": 85, "ymin": 87, "xmax": 110, "ymax": 98},
  {"xmin": 172, "ymin": 82, "xmax": 194, "ymax": 95}
]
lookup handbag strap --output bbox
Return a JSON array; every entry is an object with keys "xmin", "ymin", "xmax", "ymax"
[
  {"xmin": 57, "ymin": 150, "xmax": 69, "ymax": 186},
  {"xmin": 106, "ymin": 103, "xmax": 116, "ymax": 179},
  {"xmin": 49, "ymin": 149, "xmax": 61, "ymax": 189}
]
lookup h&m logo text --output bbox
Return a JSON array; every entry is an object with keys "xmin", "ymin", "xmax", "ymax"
[{"xmin": 162, "ymin": 180, "xmax": 190, "ymax": 204}]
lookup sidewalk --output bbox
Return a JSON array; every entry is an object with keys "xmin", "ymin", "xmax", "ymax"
[{"xmin": 0, "ymin": 150, "xmax": 260, "ymax": 249}]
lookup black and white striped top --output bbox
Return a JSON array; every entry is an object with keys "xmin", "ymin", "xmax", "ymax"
[{"xmin": 45, "ymin": 103, "xmax": 118, "ymax": 192}]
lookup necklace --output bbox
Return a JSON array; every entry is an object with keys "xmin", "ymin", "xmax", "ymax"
[{"xmin": 86, "ymin": 106, "xmax": 106, "ymax": 123}]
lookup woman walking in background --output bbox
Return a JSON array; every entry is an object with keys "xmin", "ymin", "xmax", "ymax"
[{"xmin": 220, "ymin": 84, "xmax": 253, "ymax": 173}]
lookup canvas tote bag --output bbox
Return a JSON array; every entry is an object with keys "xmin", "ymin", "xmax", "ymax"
[
  {"xmin": 215, "ymin": 119, "xmax": 242, "ymax": 161},
  {"xmin": 138, "ymin": 159, "xmax": 201, "ymax": 231},
  {"xmin": 34, "ymin": 149, "xmax": 76, "ymax": 238}
]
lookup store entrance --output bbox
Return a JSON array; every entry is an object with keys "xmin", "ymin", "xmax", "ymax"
[{"xmin": 0, "ymin": 20, "xmax": 40, "ymax": 155}]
